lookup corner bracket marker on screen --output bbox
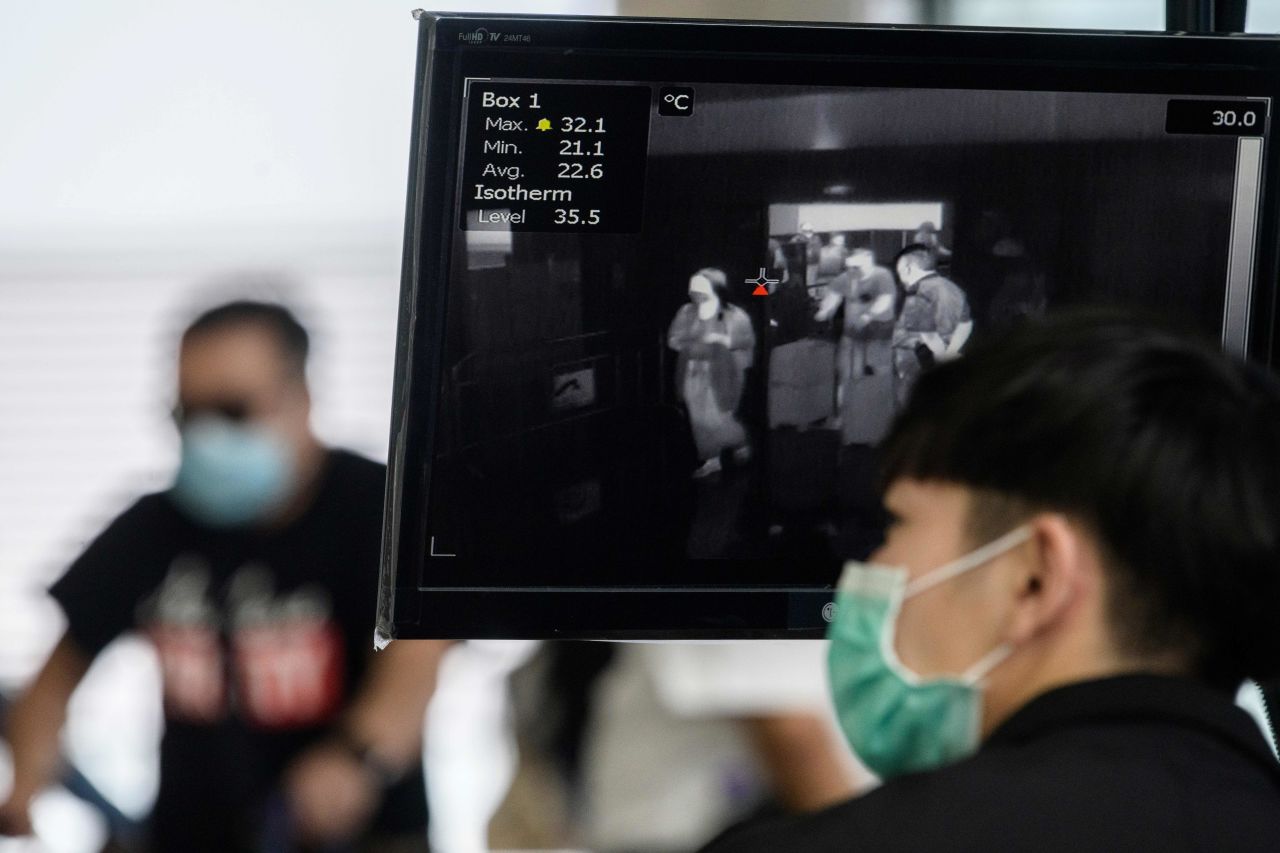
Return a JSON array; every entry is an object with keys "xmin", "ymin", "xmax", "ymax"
[{"xmin": 376, "ymin": 13, "xmax": 1280, "ymax": 641}]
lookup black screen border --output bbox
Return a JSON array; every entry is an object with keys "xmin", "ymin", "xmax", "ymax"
[{"xmin": 378, "ymin": 13, "xmax": 1280, "ymax": 641}]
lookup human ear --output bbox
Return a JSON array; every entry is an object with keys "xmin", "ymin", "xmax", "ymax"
[{"xmin": 1005, "ymin": 514, "xmax": 1085, "ymax": 645}]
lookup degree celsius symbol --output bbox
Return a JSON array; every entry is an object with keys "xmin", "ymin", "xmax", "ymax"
[{"xmin": 658, "ymin": 86, "xmax": 695, "ymax": 117}]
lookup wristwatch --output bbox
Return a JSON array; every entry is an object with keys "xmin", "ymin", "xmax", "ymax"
[{"xmin": 331, "ymin": 728, "xmax": 403, "ymax": 788}]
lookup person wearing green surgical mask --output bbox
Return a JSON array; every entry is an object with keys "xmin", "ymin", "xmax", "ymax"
[
  {"xmin": 703, "ymin": 310, "xmax": 1280, "ymax": 853},
  {"xmin": 826, "ymin": 523, "xmax": 1033, "ymax": 779}
]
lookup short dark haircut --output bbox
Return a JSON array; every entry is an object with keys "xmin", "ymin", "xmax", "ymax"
[
  {"xmin": 879, "ymin": 309, "xmax": 1280, "ymax": 688},
  {"xmin": 894, "ymin": 243, "xmax": 937, "ymax": 272},
  {"xmin": 182, "ymin": 300, "xmax": 310, "ymax": 379}
]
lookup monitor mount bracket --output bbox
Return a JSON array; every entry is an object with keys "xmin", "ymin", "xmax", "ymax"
[{"xmin": 1166, "ymin": 0, "xmax": 1247, "ymax": 33}]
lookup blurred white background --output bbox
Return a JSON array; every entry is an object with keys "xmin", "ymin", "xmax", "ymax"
[
  {"xmin": 0, "ymin": 4, "xmax": 612, "ymax": 850},
  {"xmin": 2, "ymin": 1, "xmax": 1277, "ymax": 851}
]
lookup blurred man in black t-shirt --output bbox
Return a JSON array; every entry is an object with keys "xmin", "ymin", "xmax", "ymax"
[{"xmin": 0, "ymin": 301, "xmax": 447, "ymax": 852}]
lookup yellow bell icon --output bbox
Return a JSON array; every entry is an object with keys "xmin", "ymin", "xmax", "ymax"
[{"xmin": 536, "ymin": 118, "xmax": 552, "ymax": 131}]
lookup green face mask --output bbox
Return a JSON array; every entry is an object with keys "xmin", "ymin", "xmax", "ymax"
[{"xmin": 826, "ymin": 526, "xmax": 1031, "ymax": 780}]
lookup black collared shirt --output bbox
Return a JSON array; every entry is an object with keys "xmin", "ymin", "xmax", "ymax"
[{"xmin": 702, "ymin": 675, "xmax": 1280, "ymax": 852}]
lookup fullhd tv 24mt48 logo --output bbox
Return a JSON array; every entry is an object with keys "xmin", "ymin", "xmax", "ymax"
[{"xmin": 458, "ymin": 27, "xmax": 532, "ymax": 45}]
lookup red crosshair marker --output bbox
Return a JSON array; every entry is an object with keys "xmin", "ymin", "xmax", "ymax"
[{"xmin": 746, "ymin": 267, "xmax": 780, "ymax": 297}]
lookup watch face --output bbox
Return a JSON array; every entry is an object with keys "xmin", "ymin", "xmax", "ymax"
[{"xmin": 378, "ymin": 14, "xmax": 1280, "ymax": 639}]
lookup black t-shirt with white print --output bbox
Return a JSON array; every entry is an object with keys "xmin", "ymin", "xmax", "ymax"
[{"xmin": 50, "ymin": 449, "xmax": 426, "ymax": 852}]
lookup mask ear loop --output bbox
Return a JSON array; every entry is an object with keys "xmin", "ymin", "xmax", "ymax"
[
  {"xmin": 960, "ymin": 643, "xmax": 1013, "ymax": 686},
  {"xmin": 903, "ymin": 525, "xmax": 1032, "ymax": 688},
  {"xmin": 903, "ymin": 526, "xmax": 1033, "ymax": 599}
]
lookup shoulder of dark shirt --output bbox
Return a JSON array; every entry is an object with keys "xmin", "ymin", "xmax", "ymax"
[
  {"xmin": 48, "ymin": 490, "xmax": 190, "ymax": 658},
  {"xmin": 702, "ymin": 715, "xmax": 1280, "ymax": 853},
  {"xmin": 700, "ymin": 745, "xmax": 1137, "ymax": 853},
  {"xmin": 115, "ymin": 490, "xmax": 189, "ymax": 532},
  {"xmin": 325, "ymin": 447, "xmax": 387, "ymax": 484},
  {"xmin": 317, "ymin": 448, "xmax": 388, "ymax": 512}
]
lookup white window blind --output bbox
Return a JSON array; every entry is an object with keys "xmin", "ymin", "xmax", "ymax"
[{"xmin": 0, "ymin": 237, "xmax": 403, "ymax": 825}]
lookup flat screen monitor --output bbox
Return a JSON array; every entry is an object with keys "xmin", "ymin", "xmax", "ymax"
[{"xmin": 377, "ymin": 13, "xmax": 1280, "ymax": 640}]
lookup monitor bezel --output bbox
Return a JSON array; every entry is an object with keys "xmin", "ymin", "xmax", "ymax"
[{"xmin": 377, "ymin": 12, "xmax": 1280, "ymax": 642}]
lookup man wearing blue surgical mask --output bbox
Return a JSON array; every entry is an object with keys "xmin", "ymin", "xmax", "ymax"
[
  {"xmin": 168, "ymin": 303, "xmax": 324, "ymax": 528},
  {"xmin": 1, "ymin": 301, "xmax": 446, "ymax": 852},
  {"xmin": 703, "ymin": 311, "xmax": 1280, "ymax": 852}
]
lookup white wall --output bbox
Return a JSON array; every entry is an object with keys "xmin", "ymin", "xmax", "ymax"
[
  {"xmin": 1, "ymin": 4, "xmax": 619, "ymax": 851},
  {"xmin": 0, "ymin": 1, "xmax": 624, "ymax": 241}
]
